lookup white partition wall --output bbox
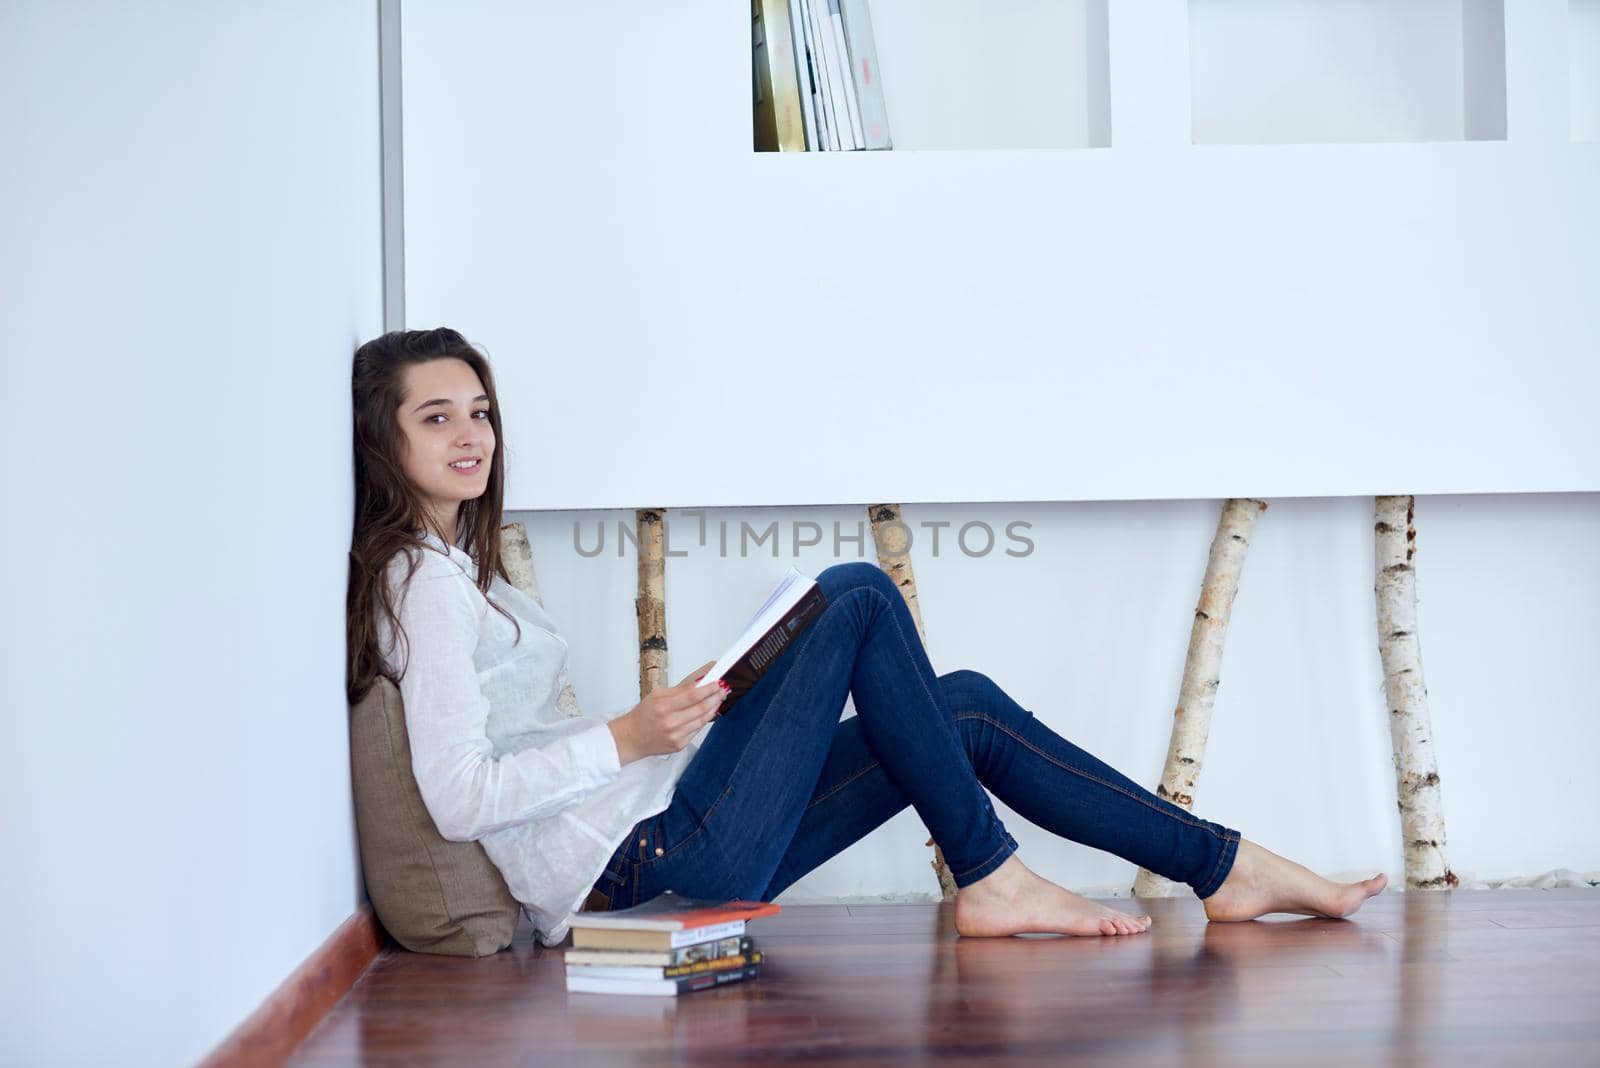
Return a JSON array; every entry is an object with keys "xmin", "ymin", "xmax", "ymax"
[
  {"xmin": 0, "ymin": 3, "xmax": 381, "ymax": 1064},
  {"xmin": 401, "ymin": 0, "xmax": 1598, "ymax": 513},
  {"xmin": 1576, "ymin": 0, "xmax": 1600, "ymax": 140}
]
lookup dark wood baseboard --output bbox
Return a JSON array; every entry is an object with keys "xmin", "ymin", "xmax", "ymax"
[{"xmin": 198, "ymin": 904, "xmax": 385, "ymax": 1068}]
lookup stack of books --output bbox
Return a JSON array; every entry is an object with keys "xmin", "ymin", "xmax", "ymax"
[
  {"xmin": 753, "ymin": 0, "xmax": 891, "ymax": 151},
  {"xmin": 565, "ymin": 891, "xmax": 781, "ymax": 997}
]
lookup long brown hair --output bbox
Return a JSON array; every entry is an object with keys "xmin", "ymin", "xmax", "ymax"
[{"xmin": 346, "ymin": 327, "xmax": 521, "ymax": 705}]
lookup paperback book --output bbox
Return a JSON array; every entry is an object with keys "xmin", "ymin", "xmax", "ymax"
[
  {"xmin": 569, "ymin": 891, "xmax": 781, "ymax": 951},
  {"xmin": 700, "ymin": 567, "xmax": 827, "ymax": 713},
  {"xmin": 564, "ymin": 933, "xmax": 754, "ymax": 969},
  {"xmin": 565, "ymin": 962, "xmax": 763, "ymax": 997}
]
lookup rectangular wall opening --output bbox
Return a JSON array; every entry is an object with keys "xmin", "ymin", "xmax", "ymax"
[{"xmin": 1189, "ymin": 0, "xmax": 1508, "ymax": 145}]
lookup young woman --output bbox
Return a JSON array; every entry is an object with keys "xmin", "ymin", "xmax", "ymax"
[{"xmin": 347, "ymin": 327, "xmax": 1387, "ymax": 948}]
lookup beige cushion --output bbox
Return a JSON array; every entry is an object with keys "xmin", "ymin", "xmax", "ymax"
[{"xmin": 349, "ymin": 675, "xmax": 521, "ymax": 956}]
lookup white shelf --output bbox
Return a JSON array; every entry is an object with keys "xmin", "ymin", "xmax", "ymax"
[
  {"xmin": 1189, "ymin": 0, "xmax": 1507, "ymax": 145},
  {"xmin": 868, "ymin": 0, "xmax": 1110, "ymax": 150}
]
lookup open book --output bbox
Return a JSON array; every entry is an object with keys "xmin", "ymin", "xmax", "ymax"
[{"xmin": 700, "ymin": 566, "xmax": 828, "ymax": 712}]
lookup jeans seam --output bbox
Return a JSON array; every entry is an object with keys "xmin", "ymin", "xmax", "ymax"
[
  {"xmin": 638, "ymin": 600, "xmax": 842, "ymax": 872},
  {"xmin": 806, "ymin": 761, "xmax": 881, "ymax": 811},
  {"xmin": 864, "ymin": 587, "xmax": 948, "ymax": 731},
  {"xmin": 954, "ymin": 710, "xmax": 1228, "ymax": 840},
  {"xmin": 638, "ymin": 782, "xmax": 735, "ymax": 872},
  {"xmin": 951, "ymin": 839, "xmax": 1013, "ymax": 881},
  {"xmin": 1199, "ymin": 828, "xmax": 1241, "ymax": 896}
]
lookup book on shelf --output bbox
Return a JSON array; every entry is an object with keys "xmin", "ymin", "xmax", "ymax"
[
  {"xmin": 760, "ymin": 0, "xmax": 890, "ymax": 151},
  {"xmin": 812, "ymin": 0, "xmax": 851, "ymax": 147},
  {"xmin": 796, "ymin": 0, "xmax": 832, "ymax": 149},
  {"xmin": 838, "ymin": 0, "xmax": 891, "ymax": 148},
  {"xmin": 784, "ymin": 0, "xmax": 819, "ymax": 150},
  {"xmin": 827, "ymin": 0, "xmax": 865, "ymax": 148},
  {"xmin": 566, "ymin": 962, "xmax": 763, "ymax": 997},
  {"xmin": 569, "ymin": 890, "xmax": 782, "ymax": 951},
  {"xmin": 753, "ymin": 0, "xmax": 805, "ymax": 151},
  {"xmin": 698, "ymin": 565, "xmax": 827, "ymax": 713}
]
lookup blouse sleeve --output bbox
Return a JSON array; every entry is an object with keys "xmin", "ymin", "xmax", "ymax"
[{"xmin": 391, "ymin": 563, "xmax": 622, "ymax": 842}]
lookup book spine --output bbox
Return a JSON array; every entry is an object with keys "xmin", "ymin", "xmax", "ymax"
[
  {"xmin": 828, "ymin": 0, "xmax": 865, "ymax": 149},
  {"xmin": 565, "ymin": 950, "xmax": 763, "ymax": 982},
  {"xmin": 566, "ymin": 963, "xmax": 762, "ymax": 996},
  {"xmin": 570, "ymin": 919, "xmax": 747, "ymax": 951},
  {"xmin": 804, "ymin": 0, "xmax": 840, "ymax": 149},
  {"xmin": 677, "ymin": 962, "xmax": 761, "ymax": 994},
  {"xmin": 785, "ymin": 0, "xmax": 819, "ymax": 150},
  {"xmin": 817, "ymin": 0, "xmax": 857, "ymax": 149},
  {"xmin": 665, "ymin": 949, "xmax": 761, "ymax": 979},
  {"xmin": 719, "ymin": 585, "xmax": 828, "ymax": 711},
  {"xmin": 564, "ymin": 934, "xmax": 755, "ymax": 968},
  {"xmin": 756, "ymin": 0, "xmax": 806, "ymax": 151},
  {"xmin": 839, "ymin": 0, "xmax": 891, "ymax": 149}
]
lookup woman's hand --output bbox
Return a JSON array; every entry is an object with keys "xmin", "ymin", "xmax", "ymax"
[{"xmin": 608, "ymin": 660, "xmax": 728, "ymax": 765}]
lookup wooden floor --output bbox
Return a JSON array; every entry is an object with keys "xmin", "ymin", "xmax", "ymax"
[{"xmin": 289, "ymin": 888, "xmax": 1599, "ymax": 1066}]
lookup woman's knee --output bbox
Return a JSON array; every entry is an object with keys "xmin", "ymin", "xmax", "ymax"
[
  {"xmin": 819, "ymin": 561, "xmax": 899, "ymax": 599},
  {"xmin": 939, "ymin": 669, "xmax": 1025, "ymax": 726}
]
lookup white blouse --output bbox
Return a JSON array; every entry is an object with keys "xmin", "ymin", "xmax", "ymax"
[{"xmin": 375, "ymin": 530, "xmax": 702, "ymax": 946}]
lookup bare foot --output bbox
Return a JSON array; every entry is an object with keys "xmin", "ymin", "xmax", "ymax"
[
  {"xmin": 1202, "ymin": 838, "xmax": 1388, "ymax": 922},
  {"xmin": 954, "ymin": 855, "xmax": 1152, "ymax": 938}
]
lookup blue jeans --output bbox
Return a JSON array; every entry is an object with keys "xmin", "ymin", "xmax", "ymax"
[{"xmin": 590, "ymin": 562, "xmax": 1240, "ymax": 911}]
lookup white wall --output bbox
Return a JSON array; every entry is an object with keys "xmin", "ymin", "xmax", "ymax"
[
  {"xmin": 0, "ymin": 3, "xmax": 381, "ymax": 1064},
  {"xmin": 511, "ymin": 492, "xmax": 1600, "ymax": 899},
  {"xmin": 1576, "ymin": 0, "xmax": 1600, "ymax": 141},
  {"xmin": 401, "ymin": 0, "xmax": 1599, "ymax": 512}
]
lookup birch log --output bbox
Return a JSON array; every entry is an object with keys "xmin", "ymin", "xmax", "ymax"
[
  {"xmin": 501, "ymin": 521, "xmax": 583, "ymax": 719},
  {"xmin": 868, "ymin": 503, "xmax": 958, "ymax": 901},
  {"xmin": 1375, "ymin": 495, "xmax": 1458, "ymax": 891},
  {"xmin": 1133, "ymin": 498, "xmax": 1267, "ymax": 898},
  {"xmin": 635, "ymin": 508, "xmax": 670, "ymax": 698}
]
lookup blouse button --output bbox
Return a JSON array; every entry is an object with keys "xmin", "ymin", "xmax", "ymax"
[
  {"xmin": 655, "ymin": 847, "xmax": 664, "ymax": 856},
  {"xmin": 638, "ymin": 838, "xmax": 647, "ymax": 847}
]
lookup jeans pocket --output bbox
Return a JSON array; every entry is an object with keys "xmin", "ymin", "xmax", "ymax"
[
  {"xmin": 636, "ymin": 789, "xmax": 726, "ymax": 874},
  {"xmin": 633, "ymin": 813, "xmax": 665, "ymax": 869}
]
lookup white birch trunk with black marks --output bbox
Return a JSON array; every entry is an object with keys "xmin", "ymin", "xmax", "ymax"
[
  {"xmin": 868, "ymin": 503, "xmax": 958, "ymax": 901},
  {"xmin": 1133, "ymin": 498, "xmax": 1267, "ymax": 898},
  {"xmin": 635, "ymin": 508, "xmax": 669, "ymax": 699},
  {"xmin": 501, "ymin": 521, "xmax": 583, "ymax": 719},
  {"xmin": 1375, "ymin": 495, "xmax": 1457, "ymax": 891}
]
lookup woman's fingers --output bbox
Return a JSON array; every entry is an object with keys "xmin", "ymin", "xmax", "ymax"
[
  {"xmin": 669, "ymin": 687, "xmax": 726, "ymax": 727},
  {"xmin": 669, "ymin": 679, "xmax": 723, "ymax": 712},
  {"xmin": 675, "ymin": 659, "xmax": 718, "ymax": 688}
]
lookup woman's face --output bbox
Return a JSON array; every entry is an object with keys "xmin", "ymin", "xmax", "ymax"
[{"xmin": 395, "ymin": 357, "xmax": 495, "ymax": 533}]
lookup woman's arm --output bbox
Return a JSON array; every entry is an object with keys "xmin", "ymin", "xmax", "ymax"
[{"xmin": 392, "ymin": 566, "xmax": 623, "ymax": 842}]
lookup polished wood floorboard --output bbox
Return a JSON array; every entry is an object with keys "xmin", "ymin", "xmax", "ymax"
[{"xmin": 289, "ymin": 889, "xmax": 1599, "ymax": 1066}]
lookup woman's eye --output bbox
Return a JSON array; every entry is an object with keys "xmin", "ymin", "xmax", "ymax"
[{"xmin": 425, "ymin": 410, "xmax": 490, "ymax": 424}]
